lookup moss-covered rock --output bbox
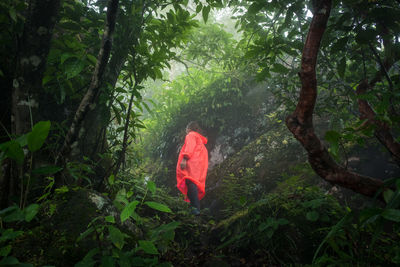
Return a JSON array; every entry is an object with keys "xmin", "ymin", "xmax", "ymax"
[{"xmin": 202, "ymin": 127, "xmax": 321, "ymax": 220}]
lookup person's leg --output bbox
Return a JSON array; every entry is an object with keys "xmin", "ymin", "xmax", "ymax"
[{"xmin": 186, "ymin": 179, "xmax": 200, "ymax": 214}]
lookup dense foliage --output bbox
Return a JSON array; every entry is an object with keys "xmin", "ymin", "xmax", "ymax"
[{"xmin": 0, "ymin": 0, "xmax": 399, "ymax": 266}]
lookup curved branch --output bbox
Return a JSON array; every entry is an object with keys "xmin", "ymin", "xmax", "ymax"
[{"xmin": 285, "ymin": 0, "xmax": 385, "ymax": 198}]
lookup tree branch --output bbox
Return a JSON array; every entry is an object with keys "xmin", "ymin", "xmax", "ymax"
[
  {"xmin": 285, "ymin": 0, "xmax": 385, "ymax": 198},
  {"xmin": 356, "ymin": 80, "xmax": 400, "ymax": 166},
  {"xmin": 55, "ymin": 0, "xmax": 119, "ymax": 172}
]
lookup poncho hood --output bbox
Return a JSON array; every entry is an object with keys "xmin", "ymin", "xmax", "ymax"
[{"xmin": 190, "ymin": 131, "xmax": 207, "ymax": 145}]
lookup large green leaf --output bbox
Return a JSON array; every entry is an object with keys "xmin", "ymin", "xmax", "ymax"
[
  {"xmin": 74, "ymin": 248, "xmax": 98, "ymax": 267},
  {"xmin": 0, "ymin": 257, "xmax": 20, "ymax": 266},
  {"xmin": 195, "ymin": 3, "xmax": 203, "ymax": 13},
  {"xmin": 4, "ymin": 141, "xmax": 24, "ymax": 165},
  {"xmin": 381, "ymin": 209, "xmax": 400, "ymax": 222},
  {"xmin": 0, "ymin": 229, "xmax": 23, "ymax": 242},
  {"xmin": 108, "ymin": 226, "xmax": 126, "ymax": 249},
  {"xmin": 64, "ymin": 59, "xmax": 85, "ymax": 79},
  {"xmin": 24, "ymin": 204, "xmax": 40, "ymax": 222},
  {"xmin": 325, "ymin": 130, "xmax": 341, "ymax": 157},
  {"xmin": 306, "ymin": 211, "xmax": 319, "ymax": 222},
  {"xmin": 0, "ymin": 245, "xmax": 11, "ymax": 257},
  {"xmin": 144, "ymin": 201, "xmax": 172, "ymax": 213},
  {"xmin": 138, "ymin": 240, "xmax": 159, "ymax": 255},
  {"xmin": 202, "ymin": 5, "xmax": 210, "ymax": 23},
  {"xmin": 101, "ymin": 256, "xmax": 115, "ymax": 267},
  {"xmin": 32, "ymin": 165, "xmax": 63, "ymax": 175},
  {"xmin": 147, "ymin": 181, "xmax": 156, "ymax": 194},
  {"xmin": 27, "ymin": 121, "xmax": 51, "ymax": 152},
  {"xmin": 120, "ymin": 200, "xmax": 139, "ymax": 223}
]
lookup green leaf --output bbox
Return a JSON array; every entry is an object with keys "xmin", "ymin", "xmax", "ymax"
[
  {"xmin": 359, "ymin": 208, "xmax": 382, "ymax": 225},
  {"xmin": 306, "ymin": 211, "xmax": 319, "ymax": 221},
  {"xmin": 4, "ymin": 141, "xmax": 24, "ymax": 165},
  {"xmin": 24, "ymin": 203, "xmax": 39, "ymax": 222},
  {"xmin": 0, "ymin": 245, "xmax": 12, "ymax": 257},
  {"xmin": 383, "ymin": 189, "xmax": 394, "ymax": 204},
  {"xmin": 61, "ymin": 53, "xmax": 78, "ymax": 64},
  {"xmin": 76, "ymin": 227, "xmax": 94, "ymax": 243},
  {"xmin": 27, "ymin": 121, "xmax": 51, "ymax": 152},
  {"xmin": 86, "ymin": 54, "xmax": 97, "ymax": 65},
  {"xmin": 325, "ymin": 130, "xmax": 341, "ymax": 156},
  {"xmin": 0, "ymin": 257, "xmax": 20, "ymax": 266},
  {"xmin": 248, "ymin": 2, "xmax": 262, "ymax": 14},
  {"xmin": 0, "ymin": 229, "xmax": 23, "ymax": 242},
  {"xmin": 55, "ymin": 185, "xmax": 69, "ymax": 194},
  {"xmin": 120, "ymin": 200, "xmax": 139, "ymax": 223},
  {"xmin": 32, "ymin": 165, "xmax": 62, "ymax": 175},
  {"xmin": 74, "ymin": 248, "xmax": 98, "ymax": 267},
  {"xmin": 202, "ymin": 5, "xmax": 210, "ymax": 23},
  {"xmin": 105, "ymin": 215, "xmax": 115, "ymax": 223},
  {"xmin": 196, "ymin": 3, "xmax": 203, "ymax": 13},
  {"xmin": 381, "ymin": 209, "xmax": 400, "ymax": 222},
  {"xmin": 108, "ymin": 226, "xmax": 126, "ymax": 249},
  {"xmin": 144, "ymin": 201, "xmax": 172, "ymax": 213},
  {"xmin": 138, "ymin": 240, "xmax": 159, "ymax": 255},
  {"xmin": 9, "ymin": 8, "xmax": 17, "ymax": 22},
  {"xmin": 108, "ymin": 174, "xmax": 115, "ymax": 185},
  {"xmin": 64, "ymin": 59, "xmax": 85, "ymax": 79},
  {"xmin": 147, "ymin": 181, "xmax": 156, "ymax": 194},
  {"xmin": 101, "ymin": 256, "xmax": 115, "ymax": 267},
  {"xmin": 0, "ymin": 205, "xmax": 19, "ymax": 216},
  {"xmin": 2, "ymin": 208, "xmax": 24, "ymax": 223}
]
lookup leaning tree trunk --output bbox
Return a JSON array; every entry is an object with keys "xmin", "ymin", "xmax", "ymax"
[
  {"xmin": 55, "ymin": 0, "xmax": 119, "ymax": 186},
  {"xmin": 1, "ymin": 0, "xmax": 61, "ymax": 208},
  {"xmin": 285, "ymin": 0, "xmax": 385, "ymax": 198}
]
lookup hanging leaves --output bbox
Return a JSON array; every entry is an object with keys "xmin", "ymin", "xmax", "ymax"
[{"xmin": 202, "ymin": 5, "xmax": 211, "ymax": 23}]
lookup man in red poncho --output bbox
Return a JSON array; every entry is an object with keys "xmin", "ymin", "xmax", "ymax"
[{"xmin": 176, "ymin": 121, "xmax": 208, "ymax": 215}]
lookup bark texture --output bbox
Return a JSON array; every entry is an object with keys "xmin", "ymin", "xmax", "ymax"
[
  {"xmin": 1, "ymin": 0, "xmax": 61, "ymax": 208},
  {"xmin": 285, "ymin": 0, "xmax": 385, "ymax": 198},
  {"xmin": 55, "ymin": 0, "xmax": 120, "ymax": 172},
  {"xmin": 12, "ymin": 0, "xmax": 61, "ymax": 136}
]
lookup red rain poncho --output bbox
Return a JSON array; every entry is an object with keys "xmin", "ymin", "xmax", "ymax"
[{"xmin": 176, "ymin": 131, "xmax": 208, "ymax": 202}]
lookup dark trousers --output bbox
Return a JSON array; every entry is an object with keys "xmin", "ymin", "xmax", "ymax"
[{"xmin": 186, "ymin": 179, "xmax": 200, "ymax": 210}]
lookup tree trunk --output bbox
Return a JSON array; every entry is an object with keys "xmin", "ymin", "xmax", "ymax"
[
  {"xmin": 55, "ymin": 0, "xmax": 120, "ymax": 185},
  {"xmin": 285, "ymin": 0, "xmax": 385, "ymax": 198},
  {"xmin": 12, "ymin": 0, "xmax": 61, "ymax": 137},
  {"xmin": 1, "ymin": 0, "xmax": 61, "ymax": 207}
]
